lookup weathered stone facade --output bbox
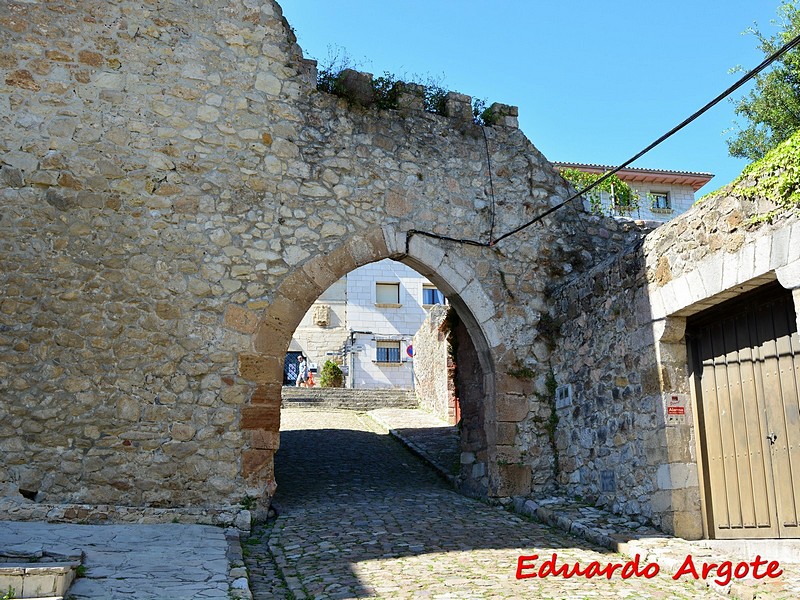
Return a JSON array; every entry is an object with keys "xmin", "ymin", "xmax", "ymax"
[
  {"xmin": 1, "ymin": 0, "xmax": 637, "ymax": 518},
  {"xmin": 412, "ymin": 305, "xmax": 458, "ymax": 424},
  {"xmin": 553, "ymin": 179, "xmax": 800, "ymax": 538}
]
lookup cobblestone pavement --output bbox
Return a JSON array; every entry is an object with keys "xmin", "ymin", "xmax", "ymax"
[{"xmin": 245, "ymin": 409, "xmax": 719, "ymax": 599}]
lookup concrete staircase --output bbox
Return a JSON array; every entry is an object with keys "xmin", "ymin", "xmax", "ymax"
[{"xmin": 281, "ymin": 387, "xmax": 418, "ymax": 410}]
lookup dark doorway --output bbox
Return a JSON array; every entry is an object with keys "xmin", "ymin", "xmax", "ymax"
[{"xmin": 284, "ymin": 351, "xmax": 303, "ymax": 386}]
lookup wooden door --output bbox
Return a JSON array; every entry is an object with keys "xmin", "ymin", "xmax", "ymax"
[{"xmin": 689, "ymin": 283, "xmax": 800, "ymax": 539}]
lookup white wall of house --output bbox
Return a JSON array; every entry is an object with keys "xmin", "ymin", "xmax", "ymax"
[
  {"xmin": 291, "ymin": 277, "xmax": 348, "ymax": 372},
  {"xmin": 347, "ymin": 259, "xmax": 440, "ymax": 389},
  {"xmin": 592, "ymin": 181, "xmax": 697, "ymax": 223},
  {"xmin": 289, "ymin": 259, "xmax": 446, "ymax": 388}
]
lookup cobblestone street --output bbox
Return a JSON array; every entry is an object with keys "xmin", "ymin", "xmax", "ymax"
[{"xmin": 245, "ymin": 409, "xmax": 718, "ymax": 599}]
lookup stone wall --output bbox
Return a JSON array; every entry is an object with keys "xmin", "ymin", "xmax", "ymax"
[
  {"xmin": 412, "ymin": 305, "xmax": 457, "ymax": 424},
  {"xmin": 553, "ymin": 178, "xmax": 800, "ymax": 538},
  {"xmin": 0, "ymin": 0, "xmax": 636, "ymax": 517}
]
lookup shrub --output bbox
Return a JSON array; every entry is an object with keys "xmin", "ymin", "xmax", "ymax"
[{"xmin": 320, "ymin": 360, "xmax": 344, "ymax": 388}]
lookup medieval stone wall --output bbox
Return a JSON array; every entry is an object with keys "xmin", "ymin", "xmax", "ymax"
[
  {"xmin": 0, "ymin": 0, "xmax": 634, "ymax": 517},
  {"xmin": 553, "ymin": 181, "xmax": 800, "ymax": 538},
  {"xmin": 412, "ymin": 305, "xmax": 456, "ymax": 424}
]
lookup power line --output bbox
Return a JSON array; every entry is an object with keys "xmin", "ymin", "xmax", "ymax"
[{"xmin": 406, "ymin": 31, "xmax": 800, "ymax": 251}]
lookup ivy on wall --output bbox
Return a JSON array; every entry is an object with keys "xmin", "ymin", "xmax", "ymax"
[
  {"xmin": 699, "ymin": 129, "xmax": 800, "ymax": 223},
  {"xmin": 559, "ymin": 168, "xmax": 640, "ymax": 216}
]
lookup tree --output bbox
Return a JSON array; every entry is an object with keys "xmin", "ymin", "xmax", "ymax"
[{"xmin": 728, "ymin": 1, "xmax": 800, "ymax": 161}]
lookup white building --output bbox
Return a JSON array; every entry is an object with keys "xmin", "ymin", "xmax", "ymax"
[
  {"xmin": 553, "ymin": 163, "xmax": 714, "ymax": 222},
  {"xmin": 287, "ymin": 259, "xmax": 446, "ymax": 389}
]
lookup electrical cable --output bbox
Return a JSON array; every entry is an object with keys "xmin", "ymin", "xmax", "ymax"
[
  {"xmin": 405, "ymin": 31, "xmax": 800, "ymax": 251},
  {"xmin": 481, "ymin": 126, "xmax": 496, "ymax": 242}
]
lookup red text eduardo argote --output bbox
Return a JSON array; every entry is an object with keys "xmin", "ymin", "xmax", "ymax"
[{"xmin": 516, "ymin": 553, "xmax": 783, "ymax": 586}]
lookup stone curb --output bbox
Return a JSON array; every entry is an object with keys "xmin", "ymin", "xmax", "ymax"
[
  {"xmin": 364, "ymin": 412, "xmax": 456, "ymax": 487},
  {"xmin": 225, "ymin": 527, "xmax": 253, "ymax": 600},
  {"xmin": 510, "ymin": 498, "xmax": 780, "ymax": 600}
]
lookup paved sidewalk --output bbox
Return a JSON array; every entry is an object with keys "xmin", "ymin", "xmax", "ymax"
[
  {"xmin": 0, "ymin": 521, "xmax": 238, "ymax": 599},
  {"xmin": 366, "ymin": 407, "xmax": 800, "ymax": 600}
]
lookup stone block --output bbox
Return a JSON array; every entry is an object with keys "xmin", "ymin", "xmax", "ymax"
[
  {"xmin": 753, "ymin": 235, "xmax": 771, "ymax": 276},
  {"xmin": 381, "ymin": 225, "xmax": 405, "ymax": 257},
  {"xmin": 337, "ymin": 69, "xmax": 375, "ymax": 106},
  {"xmin": 769, "ymin": 224, "xmax": 792, "ymax": 269},
  {"xmin": 646, "ymin": 285, "xmax": 666, "ymax": 320},
  {"xmin": 253, "ymin": 301, "xmax": 299, "ymax": 352},
  {"xmin": 672, "ymin": 510, "xmax": 703, "ymax": 540},
  {"xmin": 240, "ymin": 405, "xmax": 280, "ymax": 431},
  {"xmin": 737, "ymin": 241, "xmax": 757, "ymax": 283},
  {"xmin": 495, "ymin": 421, "xmax": 517, "ymax": 445},
  {"xmin": 479, "ymin": 317, "xmax": 502, "ymax": 351},
  {"xmin": 789, "ymin": 222, "xmax": 800, "ymax": 263},
  {"xmin": 720, "ymin": 249, "xmax": 740, "ymax": 291},
  {"xmin": 224, "ymin": 304, "xmax": 259, "ymax": 334},
  {"xmin": 495, "ymin": 394, "xmax": 529, "ymax": 422},
  {"xmin": 395, "ymin": 82, "xmax": 425, "ymax": 111},
  {"xmin": 241, "ymin": 448, "xmax": 275, "ymax": 478},
  {"xmin": 436, "ymin": 260, "xmax": 469, "ymax": 295},
  {"xmin": 445, "ymin": 92, "xmax": 472, "ymax": 121},
  {"xmin": 274, "ymin": 269, "xmax": 325, "ymax": 313},
  {"xmin": 460, "ymin": 279, "xmax": 495, "ymax": 324},
  {"xmin": 251, "ymin": 429, "xmax": 280, "ymax": 450},
  {"xmin": 698, "ymin": 252, "xmax": 729, "ymax": 297},
  {"xmin": 656, "ymin": 462, "xmax": 698, "ymax": 490},
  {"xmin": 670, "ymin": 275, "xmax": 693, "ymax": 312},
  {"xmin": 250, "ymin": 384, "xmax": 281, "ymax": 406},
  {"xmin": 302, "ymin": 258, "xmax": 341, "ymax": 293},
  {"xmin": 496, "ymin": 463, "xmax": 531, "ymax": 496},
  {"xmin": 385, "ymin": 188, "xmax": 412, "ymax": 218},
  {"xmin": 407, "ymin": 234, "xmax": 446, "ymax": 274},
  {"xmin": 777, "ymin": 259, "xmax": 800, "ymax": 290},
  {"xmin": 496, "ymin": 445, "xmax": 521, "ymax": 464},
  {"xmin": 496, "ymin": 372, "xmax": 534, "ymax": 396},
  {"xmin": 238, "ymin": 353, "xmax": 282, "ymax": 384}
]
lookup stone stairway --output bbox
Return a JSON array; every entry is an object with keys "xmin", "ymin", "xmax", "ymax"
[{"xmin": 281, "ymin": 387, "xmax": 418, "ymax": 410}]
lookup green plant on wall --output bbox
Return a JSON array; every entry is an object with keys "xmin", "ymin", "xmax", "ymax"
[
  {"xmin": 740, "ymin": 129, "xmax": 800, "ymax": 222},
  {"xmin": 320, "ymin": 360, "xmax": 344, "ymax": 388},
  {"xmin": 315, "ymin": 46, "xmax": 490, "ymax": 121},
  {"xmin": 698, "ymin": 128, "xmax": 800, "ymax": 222},
  {"xmin": 560, "ymin": 168, "xmax": 640, "ymax": 216}
]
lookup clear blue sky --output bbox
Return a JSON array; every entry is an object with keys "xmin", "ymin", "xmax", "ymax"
[{"xmin": 279, "ymin": 1, "xmax": 786, "ymax": 195}]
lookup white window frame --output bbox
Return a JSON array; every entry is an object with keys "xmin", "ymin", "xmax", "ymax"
[{"xmin": 375, "ymin": 282, "xmax": 401, "ymax": 307}]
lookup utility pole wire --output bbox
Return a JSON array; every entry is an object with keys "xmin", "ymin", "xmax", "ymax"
[
  {"xmin": 405, "ymin": 31, "xmax": 800, "ymax": 251},
  {"xmin": 490, "ymin": 31, "xmax": 800, "ymax": 246}
]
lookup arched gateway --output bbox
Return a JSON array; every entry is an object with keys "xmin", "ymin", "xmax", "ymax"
[
  {"xmin": 238, "ymin": 226, "xmax": 502, "ymax": 503},
  {"xmin": 0, "ymin": 0, "xmax": 630, "ymax": 522}
]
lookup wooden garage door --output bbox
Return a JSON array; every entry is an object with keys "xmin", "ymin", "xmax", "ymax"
[{"xmin": 689, "ymin": 282, "xmax": 800, "ymax": 539}]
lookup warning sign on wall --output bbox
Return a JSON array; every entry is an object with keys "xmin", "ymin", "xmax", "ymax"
[{"xmin": 665, "ymin": 393, "xmax": 688, "ymax": 425}]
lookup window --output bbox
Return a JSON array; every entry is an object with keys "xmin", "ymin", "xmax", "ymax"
[
  {"xmin": 375, "ymin": 282, "xmax": 400, "ymax": 305},
  {"xmin": 651, "ymin": 192, "xmax": 671, "ymax": 211},
  {"xmin": 376, "ymin": 340, "xmax": 401, "ymax": 363},
  {"xmin": 422, "ymin": 284, "xmax": 445, "ymax": 306}
]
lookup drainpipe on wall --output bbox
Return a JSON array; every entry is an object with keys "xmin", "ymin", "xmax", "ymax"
[{"xmin": 348, "ymin": 330, "xmax": 372, "ymax": 389}]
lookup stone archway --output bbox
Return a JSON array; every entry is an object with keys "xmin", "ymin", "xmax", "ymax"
[{"xmin": 236, "ymin": 226, "xmax": 519, "ymax": 507}]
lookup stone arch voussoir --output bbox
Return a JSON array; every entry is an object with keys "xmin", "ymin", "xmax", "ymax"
[{"xmin": 237, "ymin": 225, "xmax": 514, "ymax": 502}]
